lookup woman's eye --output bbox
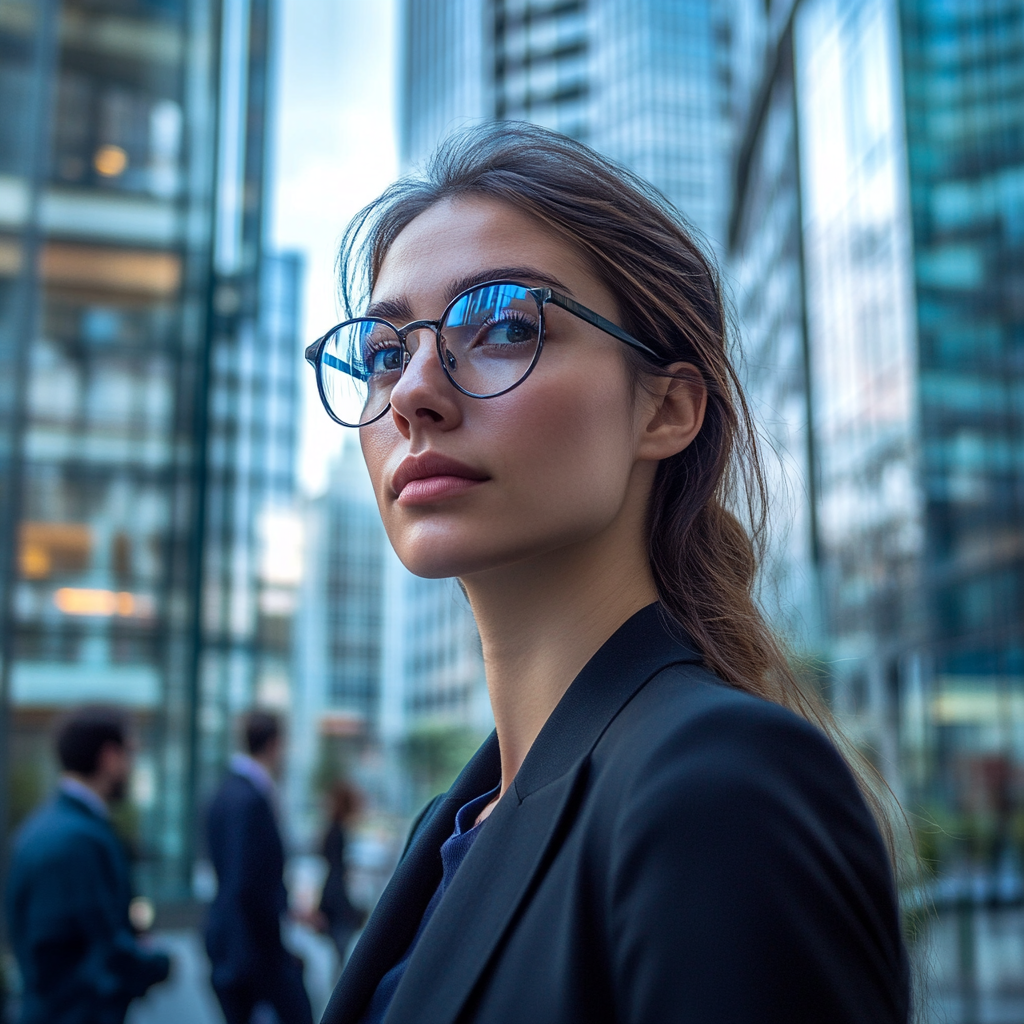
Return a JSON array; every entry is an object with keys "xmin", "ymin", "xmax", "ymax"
[
  {"xmin": 367, "ymin": 346, "xmax": 402, "ymax": 374},
  {"xmin": 482, "ymin": 315, "xmax": 536, "ymax": 346}
]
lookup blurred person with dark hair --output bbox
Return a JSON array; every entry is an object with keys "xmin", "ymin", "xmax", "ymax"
[
  {"xmin": 5, "ymin": 706, "xmax": 171, "ymax": 1024},
  {"xmin": 316, "ymin": 781, "xmax": 366, "ymax": 965},
  {"xmin": 205, "ymin": 710, "xmax": 313, "ymax": 1024}
]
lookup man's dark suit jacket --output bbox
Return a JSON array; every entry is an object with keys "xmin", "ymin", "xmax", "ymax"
[
  {"xmin": 322, "ymin": 603, "xmax": 909, "ymax": 1024},
  {"xmin": 6, "ymin": 791, "xmax": 170, "ymax": 1024},
  {"xmin": 205, "ymin": 768, "xmax": 290, "ymax": 990}
]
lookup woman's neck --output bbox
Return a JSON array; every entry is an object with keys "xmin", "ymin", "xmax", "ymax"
[{"xmin": 463, "ymin": 518, "xmax": 658, "ymax": 799}]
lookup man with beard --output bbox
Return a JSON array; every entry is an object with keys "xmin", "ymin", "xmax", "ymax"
[{"xmin": 6, "ymin": 707, "xmax": 170, "ymax": 1024}]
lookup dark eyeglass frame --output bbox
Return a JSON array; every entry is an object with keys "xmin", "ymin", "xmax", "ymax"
[{"xmin": 304, "ymin": 278, "xmax": 664, "ymax": 427}]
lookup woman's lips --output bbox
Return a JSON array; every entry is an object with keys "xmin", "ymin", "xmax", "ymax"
[
  {"xmin": 397, "ymin": 475, "xmax": 486, "ymax": 504},
  {"xmin": 392, "ymin": 452, "xmax": 489, "ymax": 505}
]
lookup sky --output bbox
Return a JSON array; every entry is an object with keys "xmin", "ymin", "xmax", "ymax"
[{"xmin": 271, "ymin": 0, "xmax": 398, "ymax": 495}]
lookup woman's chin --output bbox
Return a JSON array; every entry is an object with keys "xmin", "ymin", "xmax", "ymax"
[
  {"xmin": 391, "ymin": 532, "xmax": 529, "ymax": 582},
  {"xmin": 394, "ymin": 548, "xmax": 490, "ymax": 581}
]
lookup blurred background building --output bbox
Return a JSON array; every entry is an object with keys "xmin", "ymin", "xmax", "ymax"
[
  {"xmin": 730, "ymin": 0, "xmax": 1024, "ymax": 1014},
  {"xmin": 0, "ymin": 0, "xmax": 301, "ymax": 907},
  {"xmin": 401, "ymin": 0, "xmax": 741, "ymax": 250},
  {"xmin": 732, "ymin": 0, "xmax": 1024, "ymax": 869},
  {"xmin": 290, "ymin": 437, "xmax": 489, "ymax": 838}
]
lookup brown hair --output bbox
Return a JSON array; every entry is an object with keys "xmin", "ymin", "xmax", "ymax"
[{"xmin": 338, "ymin": 121, "xmax": 898, "ymax": 858}]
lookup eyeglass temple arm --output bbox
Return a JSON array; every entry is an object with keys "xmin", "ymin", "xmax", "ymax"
[
  {"xmin": 544, "ymin": 291, "xmax": 663, "ymax": 362},
  {"xmin": 305, "ymin": 330, "xmax": 373, "ymax": 381}
]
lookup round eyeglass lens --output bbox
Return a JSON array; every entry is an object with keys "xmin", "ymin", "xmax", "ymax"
[
  {"xmin": 440, "ymin": 283, "xmax": 542, "ymax": 397},
  {"xmin": 320, "ymin": 318, "xmax": 402, "ymax": 426}
]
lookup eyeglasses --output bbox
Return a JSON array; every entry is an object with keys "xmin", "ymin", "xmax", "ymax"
[{"xmin": 304, "ymin": 279, "xmax": 662, "ymax": 427}]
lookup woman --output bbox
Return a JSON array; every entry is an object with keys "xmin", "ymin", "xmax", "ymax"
[
  {"xmin": 309, "ymin": 123, "xmax": 909, "ymax": 1024},
  {"xmin": 317, "ymin": 781, "xmax": 366, "ymax": 966}
]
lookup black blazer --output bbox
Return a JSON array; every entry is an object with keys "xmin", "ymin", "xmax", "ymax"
[
  {"xmin": 204, "ymin": 772, "xmax": 290, "ymax": 989},
  {"xmin": 322, "ymin": 604, "xmax": 909, "ymax": 1024}
]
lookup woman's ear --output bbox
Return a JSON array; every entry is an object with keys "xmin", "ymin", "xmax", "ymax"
[{"xmin": 635, "ymin": 362, "xmax": 707, "ymax": 462}]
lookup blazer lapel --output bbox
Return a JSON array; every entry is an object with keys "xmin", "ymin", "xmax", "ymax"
[
  {"xmin": 385, "ymin": 602, "xmax": 702, "ymax": 1024},
  {"xmin": 321, "ymin": 734, "xmax": 501, "ymax": 1024}
]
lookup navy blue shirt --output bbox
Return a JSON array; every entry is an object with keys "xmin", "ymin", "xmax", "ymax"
[{"xmin": 359, "ymin": 786, "xmax": 499, "ymax": 1024}]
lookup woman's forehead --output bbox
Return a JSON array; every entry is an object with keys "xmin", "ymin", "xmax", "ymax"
[{"xmin": 371, "ymin": 196, "xmax": 593, "ymax": 310}]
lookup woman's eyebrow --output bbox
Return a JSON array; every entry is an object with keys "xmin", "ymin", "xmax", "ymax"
[
  {"xmin": 363, "ymin": 296, "xmax": 413, "ymax": 322},
  {"xmin": 445, "ymin": 267, "xmax": 574, "ymax": 299},
  {"xmin": 364, "ymin": 266, "xmax": 574, "ymax": 321}
]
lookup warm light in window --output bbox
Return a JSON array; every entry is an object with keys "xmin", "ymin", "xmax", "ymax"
[
  {"xmin": 54, "ymin": 588, "xmax": 136, "ymax": 617},
  {"xmin": 94, "ymin": 145, "xmax": 128, "ymax": 177},
  {"xmin": 20, "ymin": 522, "xmax": 92, "ymax": 579},
  {"xmin": 20, "ymin": 544, "xmax": 51, "ymax": 579}
]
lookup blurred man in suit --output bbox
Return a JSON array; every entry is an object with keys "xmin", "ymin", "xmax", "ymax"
[
  {"xmin": 205, "ymin": 710, "xmax": 312, "ymax": 1024},
  {"xmin": 6, "ymin": 706, "xmax": 171, "ymax": 1024}
]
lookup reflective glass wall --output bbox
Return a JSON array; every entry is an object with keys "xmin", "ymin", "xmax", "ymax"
[
  {"xmin": 899, "ymin": 0, "xmax": 1024, "ymax": 846},
  {"xmin": 0, "ymin": 0, "xmax": 294, "ymax": 903},
  {"xmin": 796, "ymin": 0, "xmax": 921, "ymax": 775},
  {"xmin": 400, "ymin": 0, "xmax": 739, "ymax": 245},
  {"xmin": 734, "ymin": 0, "xmax": 1024, "ymax": 893},
  {"xmin": 729, "ymin": 10, "xmax": 821, "ymax": 656}
]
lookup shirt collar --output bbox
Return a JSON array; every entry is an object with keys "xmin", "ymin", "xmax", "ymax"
[
  {"xmin": 230, "ymin": 752, "xmax": 276, "ymax": 797},
  {"xmin": 59, "ymin": 776, "xmax": 110, "ymax": 819}
]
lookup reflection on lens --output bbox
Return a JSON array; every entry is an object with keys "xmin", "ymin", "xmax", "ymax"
[
  {"xmin": 316, "ymin": 285, "xmax": 544, "ymax": 425},
  {"xmin": 441, "ymin": 284, "xmax": 541, "ymax": 397},
  {"xmin": 320, "ymin": 318, "xmax": 401, "ymax": 425}
]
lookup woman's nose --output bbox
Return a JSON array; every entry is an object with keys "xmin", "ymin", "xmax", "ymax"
[{"xmin": 388, "ymin": 326, "xmax": 462, "ymax": 431}]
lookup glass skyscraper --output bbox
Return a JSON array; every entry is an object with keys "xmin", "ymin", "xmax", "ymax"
[
  {"xmin": 900, "ymin": 0, "xmax": 1024, "ymax": 826},
  {"xmin": 0, "ymin": 0, "xmax": 298, "ymax": 902},
  {"xmin": 401, "ymin": 0, "xmax": 739, "ymax": 248},
  {"xmin": 291, "ymin": 440, "xmax": 386, "ymax": 838},
  {"xmin": 729, "ymin": 3, "xmax": 822, "ymax": 656},
  {"xmin": 732, "ymin": 0, "xmax": 1024, "ymax": 874}
]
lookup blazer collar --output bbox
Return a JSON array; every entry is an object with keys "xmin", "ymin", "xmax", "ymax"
[
  {"xmin": 513, "ymin": 601, "xmax": 701, "ymax": 799},
  {"xmin": 324, "ymin": 602, "xmax": 701, "ymax": 1024}
]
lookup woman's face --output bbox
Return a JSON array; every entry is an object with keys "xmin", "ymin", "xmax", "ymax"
[{"xmin": 360, "ymin": 196, "xmax": 661, "ymax": 581}]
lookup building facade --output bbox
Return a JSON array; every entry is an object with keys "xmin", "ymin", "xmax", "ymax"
[
  {"xmin": 400, "ymin": 0, "xmax": 739, "ymax": 249},
  {"xmin": 898, "ymin": 0, "xmax": 1024, "ymax": 841},
  {"xmin": 0, "ymin": 0, "xmax": 298, "ymax": 902},
  {"xmin": 731, "ymin": 0, "xmax": 1024, "ymax": 862},
  {"xmin": 291, "ymin": 438, "xmax": 490, "ymax": 824},
  {"xmin": 729, "ymin": 1, "xmax": 822, "ymax": 657},
  {"xmin": 290, "ymin": 440, "xmax": 386, "ymax": 838}
]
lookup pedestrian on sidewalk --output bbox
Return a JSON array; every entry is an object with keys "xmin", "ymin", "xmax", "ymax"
[
  {"xmin": 6, "ymin": 706, "xmax": 171, "ymax": 1024},
  {"xmin": 205, "ymin": 710, "xmax": 313, "ymax": 1024},
  {"xmin": 315, "ymin": 781, "xmax": 366, "ymax": 967}
]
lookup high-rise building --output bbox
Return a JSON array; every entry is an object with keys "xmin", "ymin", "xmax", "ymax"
[
  {"xmin": 401, "ymin": 0, "xmax": 739, "ymax": 249},
  {"xmin": 729, "ymin": 2, "xmax": 822, "ymax": 655},
  {"xmin": 291, "ymin": 437, "xmax": 490, "ymax": 824},
  {"xmin": 0, "ymin": 0, "xmax": 298, "ymax": 902},
  {"xmin": 897, "ymin": 0, "xmax": 1024, "ymax": 823},
  {"xmin": 290, "ymin": 440, "xmax": 386, "ymax": 837},
  {"xmin": 731, "ymin": 0, "xmax": 1024, "ymax": 843}
]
